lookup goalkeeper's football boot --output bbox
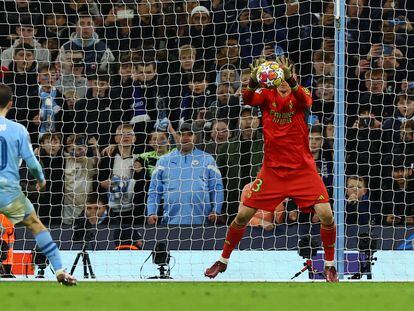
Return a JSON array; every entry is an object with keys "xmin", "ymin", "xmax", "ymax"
[
  {"xmin": 56, "ymin": 270, "xmax": 77, "ymax": 286},
  {"xmin": 204, "ymin": 261, "xmax": 227, "ymax": 279},
  {"xmin": 324, "ymin": 266, "xmax": 339, "ymax": 282}
]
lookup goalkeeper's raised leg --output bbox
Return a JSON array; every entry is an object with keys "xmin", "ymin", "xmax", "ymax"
[{"xmin": 0, "ymin": 84, "xmax": 76, "ymax": 286}]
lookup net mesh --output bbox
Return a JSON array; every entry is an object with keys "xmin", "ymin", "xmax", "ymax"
[{"xmin": 0, "ymin": 0, "xmax": 413, "ymax": 281}]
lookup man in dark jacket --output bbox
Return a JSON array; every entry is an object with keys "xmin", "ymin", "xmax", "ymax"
[
  {"xmin": 216, "ymin": 106, "xmax": 263, "ymax": 221},
  {"xmin": 75, "ymin": 74, "xmax": 118, "ymax": 149}
]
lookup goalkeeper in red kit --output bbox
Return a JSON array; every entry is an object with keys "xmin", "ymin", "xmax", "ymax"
[{"xmin": 205, "ymin": 57, "xmax": 338, "ymax": 282}]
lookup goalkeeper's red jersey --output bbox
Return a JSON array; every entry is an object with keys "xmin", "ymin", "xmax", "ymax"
[{"xmin": 242, "ymin": 86, "xmax": 314, "ymax": 169}]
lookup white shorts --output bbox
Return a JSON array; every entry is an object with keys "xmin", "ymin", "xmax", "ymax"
[{"xmin": 0, "ymin": 193, "xmax": 35, "ymax": 224}]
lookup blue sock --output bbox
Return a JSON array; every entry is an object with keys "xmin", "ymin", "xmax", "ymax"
[{"xmin": 34, "ymin": 230, "xmax": 63, "ymax": 272}]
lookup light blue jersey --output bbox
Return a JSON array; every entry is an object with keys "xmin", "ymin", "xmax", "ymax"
[
  {"xmin": 0, "ymin": 115, "xmax": 65, "ymax": 274},
  {"xmin": 147, "ymin": 148, "xmax": 224, "ymax": 225},
  {"xmin": 0, "ymin": 116, "xmax": 45, "ymax": 208}
]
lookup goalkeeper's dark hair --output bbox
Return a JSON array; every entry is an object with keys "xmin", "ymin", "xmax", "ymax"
[{"xmin": 0, "ymin": 84, "xmax": 13, "ymax": 109}]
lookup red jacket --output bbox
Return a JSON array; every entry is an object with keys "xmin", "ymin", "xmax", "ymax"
[{"xmin": 242, "ymin": 86, "xmax": 314, "ymax": 169}]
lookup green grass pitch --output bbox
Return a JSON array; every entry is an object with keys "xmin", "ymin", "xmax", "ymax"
[{"xmin": 1, "ymin": 282, "xmax": 413, "ymax": 311}]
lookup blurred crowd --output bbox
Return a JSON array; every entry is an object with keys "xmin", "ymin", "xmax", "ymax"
[{"xmin": 0, "ymin": 0, "xmax": 413, "ymax": 231}]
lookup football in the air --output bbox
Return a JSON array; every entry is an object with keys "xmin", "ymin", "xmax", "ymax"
[{"xmin": 256, "ymin": 61, "xmax": 285, "ymax": 89}]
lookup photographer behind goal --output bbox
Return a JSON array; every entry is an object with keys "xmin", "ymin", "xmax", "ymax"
[{"xmin": 72, "ymin": 193, "xmax": 108, "ymax": 243}]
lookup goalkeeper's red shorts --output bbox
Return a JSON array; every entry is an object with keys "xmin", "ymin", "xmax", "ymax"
[{"xmin": 242, "ymin": 164, "xmax": 330, "ymax": 213}]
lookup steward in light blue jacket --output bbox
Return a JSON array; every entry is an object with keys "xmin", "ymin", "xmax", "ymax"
[{"xmin": 147, "ymin": 147, "xmax": 224, "ymax": 225}]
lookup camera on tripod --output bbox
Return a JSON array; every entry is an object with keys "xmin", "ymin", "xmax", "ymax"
[
  {"xmin": 148, "ymin": 242, "xmax": 172, "ymax": 279},
  {"xmin": 291, "ymin": 235, "xmax": 323, "ymax": 280},
  {"xmin": 70, "ymin": 220, "xmax": 96, "ymax": 279},
  {"xmin": 31, "ymin": 247, "xmax": 49, "ymax": 278},
  {"xmin": 298, "ymin": 236, "xmax": 319, "ymax": 259},
  {"xmin": 349, "ymin": 232, "xmax": 378, "ymax": 280}
]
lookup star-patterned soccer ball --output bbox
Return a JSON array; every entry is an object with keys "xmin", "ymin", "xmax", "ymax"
[{"xmin": 256, "ymin": 61, "xmax": 285, "ymax": 89}]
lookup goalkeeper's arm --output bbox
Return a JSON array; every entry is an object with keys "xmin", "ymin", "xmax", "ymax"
[
  {"xmin": 276, "ymin": 57, "xmax": 313, "ymax": 109},
  {"xmin": 242, "ymin": 58, "xmax": 267, "ymax": 106}
]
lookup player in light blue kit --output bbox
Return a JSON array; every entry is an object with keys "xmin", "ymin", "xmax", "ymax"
[{"xmin": 0, "ymin": 84, "xmax": 76, "ymax": 285}]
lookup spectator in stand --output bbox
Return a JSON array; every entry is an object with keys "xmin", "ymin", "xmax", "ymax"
[
  {"xmin": 348, "ymin": 69, "xmax": 394, "ymax": 127},
  {"xmin": 110, "ymin": 53, "xmax": 135, "ymax": 127},
  {"xmin": 37, "ymin": 64, "xmax": 57, "ymax": 96},
  {"xmin": 29, "ymin": 63, "xmax": 59, "ymax": 140},
  {"xmin": 98, "ymin": 124, "xmax": 142, "ymax": 226},
  {"xmin": 231, "ymin": 7, "xmax": 259, "ymax": 63},
  {"xmin": 274, "ymin": 0, "xmax": 320, "ymax": 76},
  {"xmin": 210, "ymin": 82, "xmax": 240, "ymax": 128},
  {"xmin": 373, "ymin": 45, "xmax": 414, "ymax": 89},
  {"xmin": 73, "ymin": 193, "xmax": 108, "ymax": 243},
  {"xmin": 217, "ymin": 106, "xmax": 263, "ymax": 221},
  {"xmin": 235, "ymin": 68, "xmax": 251, "ymax": 99},
  {"xmin": 0, "ymin": 1, "xmax": 41, "ymax": 48},
  {"xmin": 374, "ymin": 16, "xmax": 414, "ymax": 60},
  {"xmin": 234, "ymin": 1, "xmax": 286, "ymax": 66},
  {"xmin": 75, "ymin": 73, "xmax": 118, "ymax": 148},
  {"xmin": 104, "ymin": 1, "xmax": 141, "ymax": 59},
  {"xmin": 177, "ymin": 44, "xmax": 198, "ymax": 75},
  {"xmin": 57, "ymin": 14, "xmax": 114, "ymax": 78},
  {"xmin": 346, "ymin": 104, "xmax": 383, "ymax": 201},
  {"xmin": 1, "ymin": 16, "xmax": 49, "ymax": 68},
  {"xmin": 128, "ymin": 61, "xmax": 164, "ymax": 150},
  {"xmin": 182, "ymin": 5, "xmax": 217, "ymax": 68},
  {"xmin": 215, "ymin": 36, "xmax": 248, "ymax": 71},
  {"xmin": 345, "ymin": 176, "xmax": 379, "ymax": 226},
  {"xmin": 55, "ymin": 90, "xmax": 79, "ymax": 139},
  {"xmin": 34, "ymin": 133, "xmax": 64, "ymax": 226},
  {"xmin": 3, "ymin": 43, "xmax": 39, "ymax": 143},
  {"xmin": 134, "ymin": 0, "xmax": 162, "ymax": 49},
  {"xmin": 147, "ymin": 122, "xmax": 224, "ymax": 225},
  {"xmin": 166, "ymin": 44, "xmax": 198, "ymax": 129},
  {"xmin": 36, "ymin": 67, "xmax": 60, "ymax": 139},
  {"xmin": 304, "ymin": 50, "xmax": 334, "ymax": 88},
  {"xmin": 397, "ymin": 120, "xmax": 414, "ymax": 161},
  {"xmin": 201, "ymin": 119, "xmax": 232, "ymax": 159},
  {"xmin": 62, "ymin": 134, "xmax": 99, "ymax": 225},
  {"xmin": 42, "ymin": 5, "xmax": 72, "ymax": 49},
  {"xmin": 132, "ymin": 130, "xmax": 174, "ymax": 223},
  {"xmin": 382, "ymin": 156, "xmax": 414, "ymax": 226},
  {"xmin": 55, "ymin": 50, "xmax": 88, "ymax": 99},
  {"xmin": 64, "ymin": 0, "xmax": 102, "ymax": 26},
  {"xmin": 172, "ymin": 71, "xmax": 216, "ymax": 130},
  {"xmin": 311, "ymin": 77, "xmax": 335, "ymax": 125},
  {"xmin": 382, "ymin": 93, "xmax": 414, "ymax": 157},
  {"xmin": 346, "ymin": 0, "xmax": 371, "ymax": 56},
  {"xmin": 177, "ymin": 0, "xmax": 200, "ymax": 30},
  {"xmin": 309, "ymin": 125, "xmax": 333, "ymax": 198},
  {"xmin": 216, "ymin": 64, "xmax": 240, "ymax": 92}
]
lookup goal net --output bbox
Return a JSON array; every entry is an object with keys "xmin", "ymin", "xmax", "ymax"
[{"xmin": 0, "ymin": 0, "xmax": 413, "ymax": 281}]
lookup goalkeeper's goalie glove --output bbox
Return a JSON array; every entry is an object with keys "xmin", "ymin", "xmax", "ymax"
[
  {"xmin": 276, "ymin": 56, "xmax": 298, "ymax": 91},
  {"xmin": 248, "ymin": 57, "xmax": 266, "ymax": 88}
]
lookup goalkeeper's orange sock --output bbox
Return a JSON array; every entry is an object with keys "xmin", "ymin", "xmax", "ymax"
[
  {"xmin": 220, "ymin": 221, "xmax": 246, "ymax": 264},
  {"xmin": 320, "ymin": 221, "xmax": 336, "ymax": 266}
]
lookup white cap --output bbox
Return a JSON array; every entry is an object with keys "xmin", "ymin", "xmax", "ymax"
[{"xmin": 190, "ymin": 6, "xmax": 210, "ymax": 17}]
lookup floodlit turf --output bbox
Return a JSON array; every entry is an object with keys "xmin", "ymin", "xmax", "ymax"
[{"xmin": 1, "ymin": 282, "xmax": 413, "ymax": 311}]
